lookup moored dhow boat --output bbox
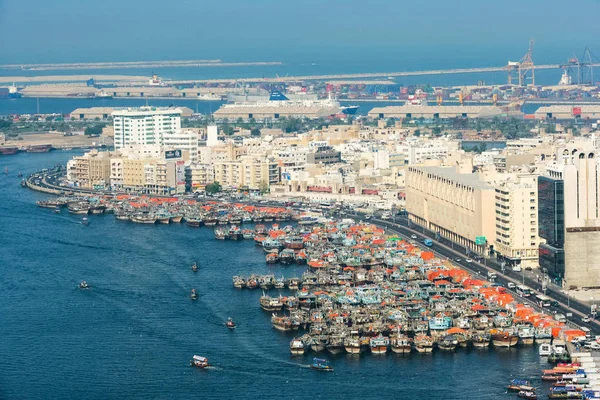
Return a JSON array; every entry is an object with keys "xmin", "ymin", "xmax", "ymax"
[
  {"xmin": 190, "ymin": 355, "xmax": 209, "ymax": 369},
  {"xmin": 37, "ymin": 200, "xmax": 62, "ymax": 208},
  {"xmin": 115, "ymin": 210, "xmax": 130, "ymax": 220},
  {"xmin": 190, "ymin": 288, "xmax": 198, "ymax": 300},
  {"xmin": 89, "ymin": 205, "xmax": 106, "ymax": 214},
  {"xmin": 490, "ymin": 329, "xmax": 518, "ymax": 348},
  {"xmin": 260, "ymin": 295, "xmax": 283, "ymax": 312},
  {"xmin": 369, "ymin": 335, "xmax": 390, "ymax": 354},
  {"xmin": 538, "ymin": 343, "xmax": 552, "ymax": 356},
  {"xmin": 390, "ymin": 333, "xmax": 413, "ymax": 354},
  {"xmin": 185, "ymin": 218, "xmax": 202, "ymax": 227},
  {"xmin": 290, "ymin": 336, "xmax": 310, "ymax": 355},
  {"xmin": 157, "ymin": 214, "xmax": 171, "ymax": 224},
  {"xmin": 226, "ymin": 317, "xmax": 236, "ymax": 330},
  {"xmin": 517, "ymin": 390, "xmax": 537, "ymax": 399},
  {"xmin": 517, "ymin": 325, "xmax": 535, "ymax": 345},
  {"xmin": 507, "ymin": 379, "xmax": 534, "ymax": 392},
  {"xmin": 68, "ymin": 202, "xmax": 90, "ymax": 214},
  {"xmin": 344, "ymin": 334, "xmax": 368, "ymax": 354},
  {"xmin": 214, "ymin": 227, "xmax": 227, "ymax": 240},
  {"xmin": 232, "ymin": 276, "xmax": 246, "ymax": 288},
  {"xmin": 245, "ymin": 276, "xmax": 258, "ymax": 289},
  {"xmin": 326, "ymin": 335, "xmax": 345, "ymax": 355},
  {"xmin": 279, "ymin": 249, "xmax": 295, "ymax": 264},
  {"xmin": 266, "ymin": 253, "xmax": 279, "ymax": 264},
  {"xmin": 437, "ymin": 334, "xmax": 458, "ymax": 351},
  {"xmin": 310, "ymin": 357, "xmax": 333, "ymax": 372},
  {"xmin": 130, "ymin": 214, "xmax": 157, "ymax": 224},
  {"xmin": 228, "ymin": 225, "xmax": 242, "ymax": 240},
  {"xmin": 271, "ymin": 314, "xmax": 297, "ymax": 332},
  {"xmin": 472, "ymin": 332, "xmax": 491, "ymax": 348},
  {"xmin": 242, "ymin": 229, "xmax": 254, "ymax": 240},
  {"xmin": 203, "ymin": 217, "xmax": 217, "ymax": 226},
  {"xmin": 170, "ymin": 215, "xmax": 183, "ymax": 223},
  {"xmin": 415, "ymin": 335, "xmax": 434, "ymax": 353},
  {"xmin": 284, "ymin": 236, "xmax": 304, "ymax": 249},
  {"xmin": 310, "ymin": 335, "xmax": 328, "ymax": 353}
]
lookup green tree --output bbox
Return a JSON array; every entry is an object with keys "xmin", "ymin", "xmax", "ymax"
[
  {"xmin": 432, "ymin": 126, "xmax": 442, "ymax": 136},
  {"xmin": 84, "ymin": 124, "xmax": 105, "ymax": 136},
  {"xmin": 251, "ymin": 128, "xmax": 261, "ymax": 137},
  {"xmin": 413, "ymin": 129, "xmax": 421, "ymax": 137},
  {"xmin": 205, "ymin": 181, "xmax": 222, "ymax": 194},
  {"xmin": 259, "ymin": 180, "xmax": 269, "ymax": 195}
]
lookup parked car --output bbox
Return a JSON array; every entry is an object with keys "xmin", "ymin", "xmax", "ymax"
[
  {"xmin": 411, "ymin": 234, "xmax": 417, "ymax": 239},
  {"xmin": 582, "ymin": 316, "xmax": 591, "ymax": 323},
  {"xmin": 455, "ymin": 257, "xmax": 462, "ymax": 262},
  {"xmin": 465, "ymin": 258, "xmax": 473, "ymax": 263}
]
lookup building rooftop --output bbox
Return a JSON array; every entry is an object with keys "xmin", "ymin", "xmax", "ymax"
[{"xmin": 411, "ymin": 165, "xmax": 493, "ymax": 190}]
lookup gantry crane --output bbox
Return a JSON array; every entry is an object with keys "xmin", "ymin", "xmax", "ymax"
[{"xmin": 506, "ymin": 40, "xmax": 535, "ymax": 86}]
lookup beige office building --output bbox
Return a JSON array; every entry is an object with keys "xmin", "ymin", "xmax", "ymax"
[
  {"xmin": 214, "ymin": 156, "xmax": 279, "ymax": 190},
  {"xmin": 406, "ymin": 164, "xmax": 496, "ymax": 254},
  {"xmin": 66, "ymin": 150, "xmax": 112, "ymax": 189}
]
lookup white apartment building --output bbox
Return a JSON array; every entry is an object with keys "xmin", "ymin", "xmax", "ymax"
[
  {"xmin": 494, "ymin": 174, "xmax": 541, "ymax": 269},
  {"xmin": 112, "ymin": 107, "xmax": 182, "ymax": 150},
  {"xmin": 163, "ymin": 129, "xmax": 199, "ymax": 163},
  {"xmin": 396, "ymin": 141, "xmax": 450, "ymax": 165}
]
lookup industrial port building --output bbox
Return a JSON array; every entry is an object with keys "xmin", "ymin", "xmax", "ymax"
[
  {"xmin": 367, "ymin": 105, "xmax": 505, "ymax": 119},
  {"xmin": 213, "ymin": 103, "xmax": 342, "ymax": 120},
  {"xmin": 534, "ymin": 105, "xmax": 600, "ymax": 120}
]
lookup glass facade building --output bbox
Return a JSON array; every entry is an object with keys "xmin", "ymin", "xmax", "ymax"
[{"xmin": 538, "ymin": 176, "xmax": 565, "ymax": 280}]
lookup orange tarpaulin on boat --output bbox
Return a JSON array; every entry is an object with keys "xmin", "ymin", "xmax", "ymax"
[
  {"xmin": 447, "ymin": 327, "xmax": 466, "ymax": 334},
  {"xmin": 420, "ymin": 251, "xmax": 435, "ymax": 261},
  {"xmin": 471, "ymin": 304, "xmax": 486, "ymax": 311},
  {"xmin": 434, "ymin": 280, "xmax": 451, "ymax": 286}
]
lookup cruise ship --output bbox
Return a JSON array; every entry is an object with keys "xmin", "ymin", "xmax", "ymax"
[{"xmin": 215, "ymin": 90, "xmax": 358, "ymax": 120}]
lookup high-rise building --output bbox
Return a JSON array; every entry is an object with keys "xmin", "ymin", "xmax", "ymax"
[
  {"xmin": 112, "ymin": 107, "xmax": 181, "ymax": 150},
  {"xmin": 538, "ymin": 146, "xmax": 600, "ymax": 288}
]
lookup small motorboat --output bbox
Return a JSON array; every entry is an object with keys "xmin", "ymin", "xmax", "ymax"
[
  {"xmin": 17, "ymin": 172, "xmax": 23, "ymax": 178},
  {"xmin": 191, "ymin": 262, "xmax": 198, "ymax": 272},
  {"xmin": 190, "ymin": 288, "xmax": 198, "ymax": 300},
  {"xmin": 79, "ymin": 281, "xmax": 89, "ymax": 290},
  {"xmin": 310, "ymin": 357, "xmax": 333, "ymax": 372},
  {"xmin": 190, "ymin": 355, "xmax": 209, "ymax": 369},
  {"xmin": 82, "ymin": 217, "xmax": 89, "ymax": 225},
  {"xmin": 517, "ymin": 390, "xmax": 537, "ymax": 399},
  {"xmin": 54, "ymin": 207, "xmax": 61, "ymax": 214},
  {"xmin": 226, "ymin": 318, "xmax": 236, "ymax": 330}
]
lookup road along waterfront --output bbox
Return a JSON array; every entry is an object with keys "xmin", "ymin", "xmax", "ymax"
[{"xmin": 0, "ymin": 151, "xmax": 563, "ymax": 399}]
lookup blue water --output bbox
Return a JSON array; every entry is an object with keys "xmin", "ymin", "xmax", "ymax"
[{"xmin": 1, "ymin": 151, "xmax": 548, "ymax": 399}]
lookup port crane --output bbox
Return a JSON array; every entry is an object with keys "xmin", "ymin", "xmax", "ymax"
[{"xmin": 506, "ymin": 40, "xmax": 535, "ymax": 86}]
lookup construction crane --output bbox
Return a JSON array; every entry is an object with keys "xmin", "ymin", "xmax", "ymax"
[{"xmin": 506, "ymin": 40, "xmax": 535, "ymax": 86}]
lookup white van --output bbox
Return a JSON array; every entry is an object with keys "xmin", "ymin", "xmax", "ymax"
[
  {"xmin": 487, "ymin": 271, "xmax": 497, "ymax": 280},
  {"xmin": 507, "ymin": 282, "xmax": 516, "ymax": 290}
]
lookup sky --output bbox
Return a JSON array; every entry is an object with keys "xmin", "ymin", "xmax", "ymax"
[{"xmin": 0, "ymin": 0, "xmax": 599, "ymax": 66}]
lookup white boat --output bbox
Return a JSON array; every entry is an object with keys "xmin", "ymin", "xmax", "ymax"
[
  {"xmin": 539, "ymin": 343, "xmax": 552, "ymax": 356},
  {"xmin": 290, "ymin": 337, "xmax": 309, "ymax": 355}
]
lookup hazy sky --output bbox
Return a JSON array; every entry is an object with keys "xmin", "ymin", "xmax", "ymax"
[{"xmin": 0, "ymin": 0, "xmax": 598, "ymax": 64}]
